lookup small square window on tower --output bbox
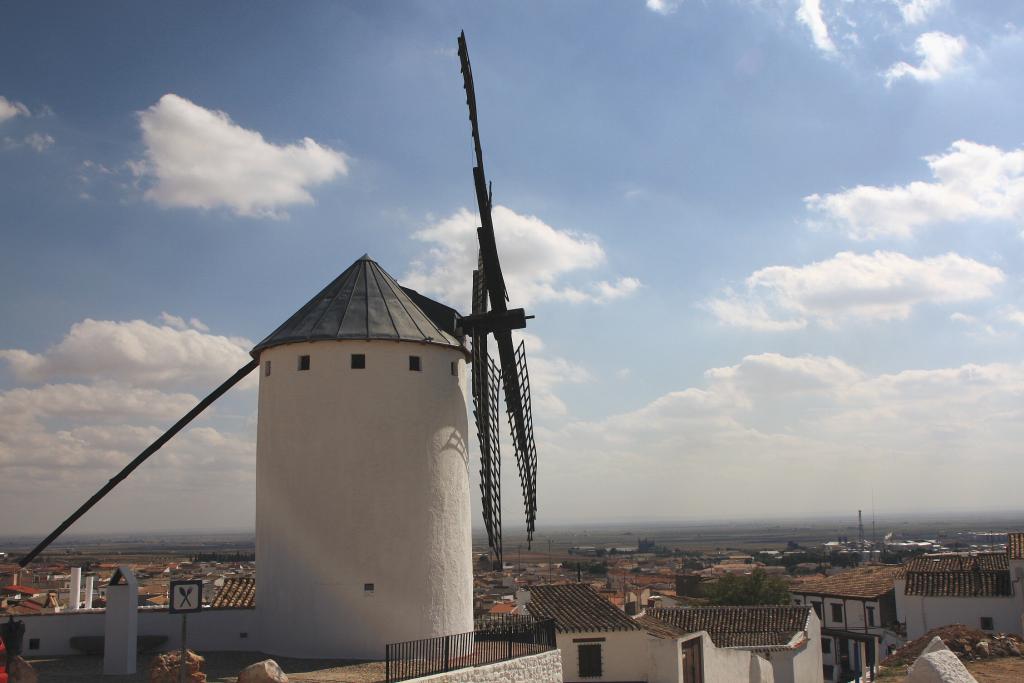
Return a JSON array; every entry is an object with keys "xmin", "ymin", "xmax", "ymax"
[
  {"xmin": 451, "ymin": 361, "xmax": 458, "ymax": 376},
  {"xmin": 364, "ymin": 583, "xmax": 375, "ymax": 594},
  {"xmin": 409, "ymin": 355, "xmax": 421, "ymax": 371},
  {"xmin": 351, "ymin": 353, "xmax": 366, "ymax": 369},
  {"xmin": 298, "ymin": 355, "xmax": 310, "ymax": 371},
  {"xmin": 264, "ymin": 360, "xmax": 271, "ymax": 377}
]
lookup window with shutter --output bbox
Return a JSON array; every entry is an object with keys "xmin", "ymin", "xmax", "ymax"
[{"xmin": 578, "ymin": 643, "xmax": 602, "ymax": 678}]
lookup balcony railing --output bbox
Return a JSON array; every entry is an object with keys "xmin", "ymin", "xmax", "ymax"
[{"xmin": 384, "ymin": 615, "xmax": 556, "ymax": 682}]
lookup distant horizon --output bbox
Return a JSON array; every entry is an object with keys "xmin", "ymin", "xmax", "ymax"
[{"xmin": 7, "ymin": 507, "xmax": 1024, "ymax": 546}]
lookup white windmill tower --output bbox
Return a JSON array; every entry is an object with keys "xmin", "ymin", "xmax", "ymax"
[
  {"xmin": 18, "ymin": 30, "xmax": 540, "ymax": 662},
  {"xmin": 251, "ymin": 255, "xmax": 475, "ymax": 658}
]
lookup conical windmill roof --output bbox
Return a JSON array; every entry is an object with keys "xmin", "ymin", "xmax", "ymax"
[{"xmin": 251, "ymin": 255, "xmax": 464, "ymax": 358}]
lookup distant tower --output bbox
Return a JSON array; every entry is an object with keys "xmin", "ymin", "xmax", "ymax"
[
  {"xmin": 858, "ymin": 510, "xmax": 865, "ymax": 550},
  {"xmin": 253, "ymin": 256, "xmax": 473, "ymax": 659}
]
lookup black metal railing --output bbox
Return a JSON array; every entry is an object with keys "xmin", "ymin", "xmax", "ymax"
[{"xmin": 385, "ymin": 616, "xmax": 556, "ymax": 682}]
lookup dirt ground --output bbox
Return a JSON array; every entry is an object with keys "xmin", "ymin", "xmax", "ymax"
[
  {"xmin": 27, "ymin": 652, "xmax": 386, "ymax": 682},
  {"xmin": 964, "ymin": 657, "xmax": 1024, "ymax": 682},
  {"xmin": 877, "ymin": 657, "xmax": 1024, "ymax": 682}
]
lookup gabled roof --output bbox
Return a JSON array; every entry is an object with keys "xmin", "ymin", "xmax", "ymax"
[
  {"xmin": 647, "ymin": 606, "xmax": 813, "ymax": 649},
  {"xmin": 901, "ymin": 553, "xmax": 1012, "ymax": 597},
  {"xmin": 525, "ymin": 583, "xmax": 641, "ymax": 633},
  {"xmin": 790, "ymin": 565, "xmax": 900, "ymax": 600},
  {"xmin": 252, "ymin": 255, "xmax": 464, "ymax": 358},
  {"xmin": 210, "ymin": 577, "xmax": 255, "ymax": 609}
]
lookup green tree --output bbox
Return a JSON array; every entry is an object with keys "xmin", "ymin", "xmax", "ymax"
[{"xmin": 704, "ymin": 569, "xmax": 790, "ymax": 606}]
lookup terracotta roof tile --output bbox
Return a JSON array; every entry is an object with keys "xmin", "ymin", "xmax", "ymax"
[
  {"xmin": 902, "ymin": 553, "xmax": 1012, "ymax": 597},
  {"xmin": 525, "ymin": 583, "xmax": 641, "ymax": 633},
  {"xmin": 790, "ymin": 565, "xmax": 899, "ymax": 599},
  {"xmin": 210, "ymin": 577, "xmax": 254, "ymax": 609},
  {"xmin": 635, "ymin": 614, "xmax": 689, "ymax": 639},
  {"xmin": 647, "ymin": 606, "xmax": 812, "ymax": 649}
]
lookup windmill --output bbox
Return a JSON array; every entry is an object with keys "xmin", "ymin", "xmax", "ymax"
[
  {"xmin": 15, "ymin": 31, "xmax": 539, "ymax": 658},
  {"xmin": 457, "ymin": 30, "xmax": 539, "ymax": 570}
]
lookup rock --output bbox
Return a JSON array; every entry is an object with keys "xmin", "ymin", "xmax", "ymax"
[
  {"xmin": 8, "ymin": 656, "xmax": 39, "ymax": 683},
  {"xmin": 149, "ymin": 649, "xmax": 207, "ymax": 683},
  {"xmin": 921, "ymin": 636, "xmax": 948, "ymax": 656},
  {"xmin": 976, "ymin": 640, "xmax": 990, "ymax": 657},
  {"xmin": 907, "ymin": 646, "xmax": 979, "ymax": 683},
  {"xmin": 237, "ymin": 659, "xmax": 289, "ymax": 683},
  {"xmin": 1008, "ymin": 641, "xmax": 1022, "ymax": 657}
]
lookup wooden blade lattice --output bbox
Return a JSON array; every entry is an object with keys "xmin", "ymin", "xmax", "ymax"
[
  {"xmin": 472, "ymin": 333, "xmax": 503, "ymax": 567},
  {"xmin": 504, "ymin": 340, "xmax": 537, "ymax": 545}
]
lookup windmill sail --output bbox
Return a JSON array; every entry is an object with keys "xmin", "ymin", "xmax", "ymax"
[{"xmin": 457, "ymin": 31, "xmax": 540, "ymax": 559}]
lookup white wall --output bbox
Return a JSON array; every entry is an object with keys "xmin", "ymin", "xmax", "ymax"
[
  {"xmin": 556, "ymin": 629, "xmax": 648, "ymax": 682},
  {"xmin": 702, "ymin": 634, "xmax": 770, "ymax": 683},
  {"xmin": 647, "ymin": 634, "xmax": 682, "ymax": 683},
  {"xmin": 256, "ymin": 340, "xmax": 472, "ymax": 659},
  {"xmin": 413, "ymin": 650, "xmax": 562, "ymax": 682},
  {"xmin": 759, "ymin": 609, "xmax": 822, "ymax": 683},
  {"xmin": 13, "ymin": 608, "xmax": 258, "ymax": 657},
  {"xmin": 895, "ymin": 578, "xmax": 1023, "ymax": 640}
]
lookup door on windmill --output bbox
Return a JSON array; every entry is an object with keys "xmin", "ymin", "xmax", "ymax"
[{"xmin": 169, "ymin": 580, "xmax": 203, "ymax": 614}]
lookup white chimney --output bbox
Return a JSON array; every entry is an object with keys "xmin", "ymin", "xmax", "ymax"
[
  {"xmin": 70, "ymin": 566, "xmax": 82, "ymax": 611},
  {"xmin": 85, "ymin": 575, "xmax": 95, "ymax": 609},
  {"xmin": 515, "ymin": 588, "xmax": 532, "ymax": 607}
]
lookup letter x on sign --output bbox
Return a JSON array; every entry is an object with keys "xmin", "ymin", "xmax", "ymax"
[{"xmin": 169, "ymin": 579, "xmax": 203, "ymax": 614}]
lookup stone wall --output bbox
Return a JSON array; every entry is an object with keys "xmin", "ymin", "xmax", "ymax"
[{"xmin": 412, "ymin": 650, "xmax": 562, "ymax": 682}]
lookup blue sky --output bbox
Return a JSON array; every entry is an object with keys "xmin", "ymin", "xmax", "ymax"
[{"xmin": 2, "ymin": 1, "xmax": 1023, "ymax": 534}]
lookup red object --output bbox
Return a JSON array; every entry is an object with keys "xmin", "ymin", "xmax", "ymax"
[{"xmin": 0, "ymin": 634, "xmax": 8, "ymax": 683}]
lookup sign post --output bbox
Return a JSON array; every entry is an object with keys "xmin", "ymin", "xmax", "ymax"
[{"xmin": 168, "ymin": 579, "xmax": 203, "ymax": 683}]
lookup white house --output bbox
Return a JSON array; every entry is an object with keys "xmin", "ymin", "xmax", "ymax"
[
  {"xmin": 895, "ymin": 534, "xmax": 1024, "ymax": 640},
  {"xmin": 522, "ymin": 583, "xmax": 823, "ymax": 682},
  {"xmin": 524, "ymin": 583, "xmax": 650, "ymax": 682},
  {"xmin": 647, "ymin": 606, "xmax": 822, "ymax": 683},
  {"xmin": 790, "ymin": 564, "xmax": 903, "ymax": 682}
]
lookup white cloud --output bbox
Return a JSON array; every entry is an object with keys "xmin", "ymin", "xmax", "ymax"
[
  {"xmin": 536, "ymin": 353, "xmax": 1024, "ymax": 519},
  {"xmin": 0, "ymin": 315, "xmax": 258, "ymax": 532},
  {"xmin": 646, "ymin": 0, "xmax": 682, "ymax": 15},
  {"xmin": 526, "ymin": 355, "xmax": 592, "ymax": 416},
  {"xmin": 796, "ymin": 0, "xmax": 836, "ymax": 54},
  {"xmin": 1004, "ymin": 307, "xmax": 1024, "ymax": 326},
  {"xmin": 594, "ymin": 277, "xmax": 642, "ymax": 302},
  {"xmin": 0, "ymin": 96, "xmax": 29, "ymax": 124},
  {"xmin": 805, "ymin": 140, "xmax": 1024, "ymax": 240},
  {"xmin": 895, "ymin": 0, "xmax": 945, "ymax": 25},
  {"xmin": 885, "ymin": 31, "xmax": 966, "ymax": 85},
  {"xmin": 135, "ymin": 93, "xmax": 348, "ymax": 218},
  {"xmin": 949, "ymin": 312, "xmax": 976, "ymax": 324},
  {"xmin": 404, "ymin": 205, "xmax": 639, "ymax": 310},
  {"xmin": 706, "ymin": 353, "xmax": 862, "ymax": 401},
  {"xmin": 0, "ymin": 317, "xmax": 254, "ymax": 389},
  {"xmin": 0, "ymin": 382, "xmax": 197, "ymax": 424},
  {"xmin": 159, "ymin": 312, "xmax": 210, "ymax": 333},
  {"xmin": 705, "ymin": 250, "xmax": 1004, "ymax": 330},
  {"xmin": 24, "ymin": 132, "xmax": 54, "ymax": 152}
]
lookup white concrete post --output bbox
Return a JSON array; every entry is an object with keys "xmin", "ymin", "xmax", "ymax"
[
  {"xmin": 70, "ymin": 567, "xmax": 82, "ymax": 611},
  {"xmin": 103, "ymin": 566, "xmax": 138, "ymax": 675},
  {"xmin": 85, "ymin": 575, "xmax": 95, "ymax": 609}
]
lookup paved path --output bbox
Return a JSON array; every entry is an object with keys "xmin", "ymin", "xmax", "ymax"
[{"xmin": 28, "ymin": 652, "xmax": 386, "ymax": 682}]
